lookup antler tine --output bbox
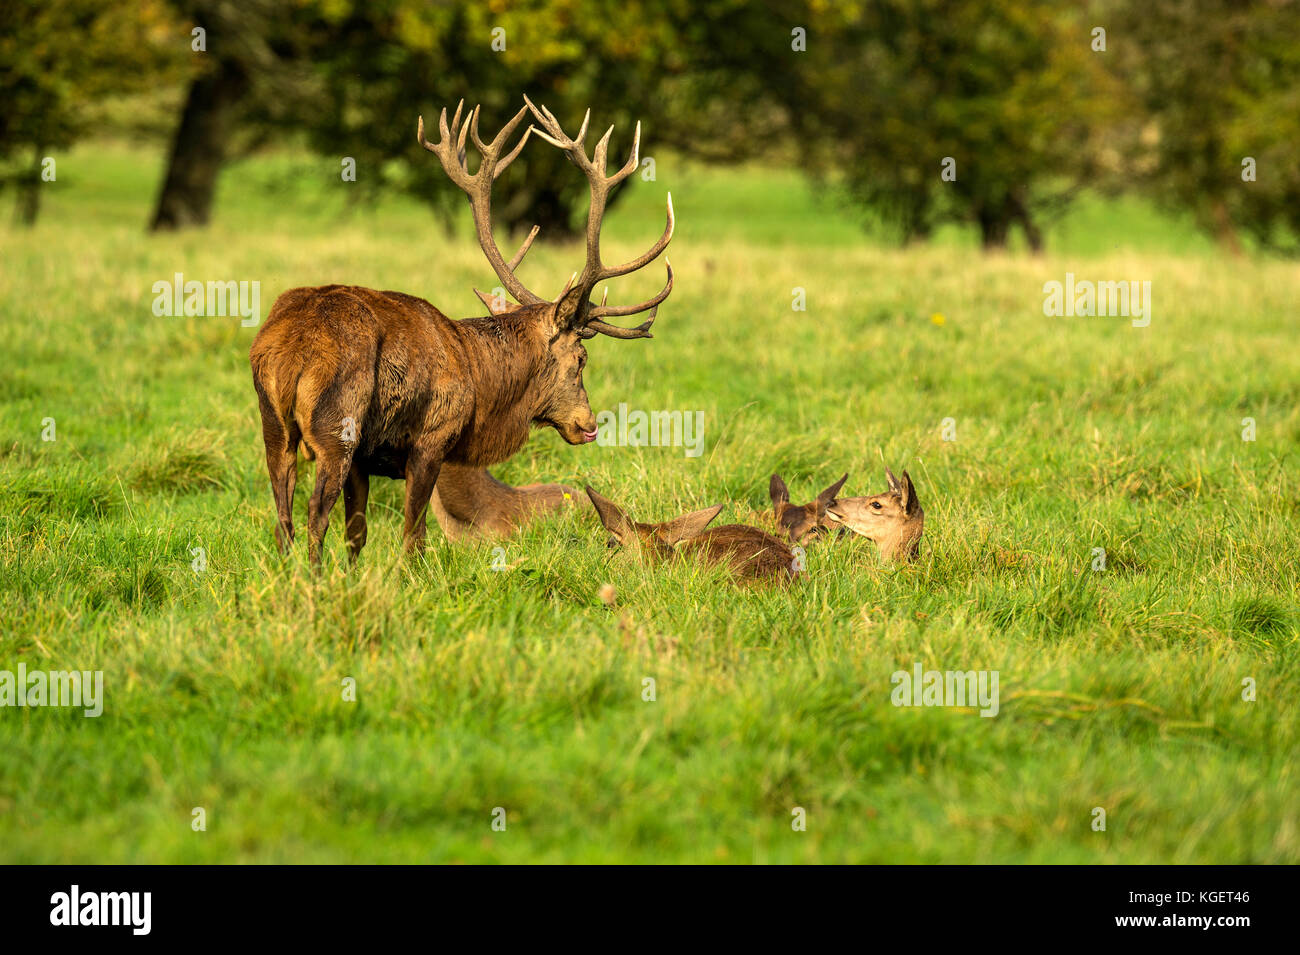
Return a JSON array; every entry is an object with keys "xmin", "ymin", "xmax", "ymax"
[
  {"xmin": 609, "ymin": 121, "xmax": 641, "ymax": 185},
  {"xmin": 554, "ymin": 271, "xmax": 578, "ymax": 302},
  {"xmin": 539, "ymin": 101, "xmax": 565, "ymax": 136},
  {"xmin": 506, "ymin": 224, "xmax": 540, "ymax": 271},
  {"xmin": 494, "ymin": 124, "xmax": 531, "ymax": 180},
  {"xmin": 601, "ymin": 192, "xmax": 674, "ymax": 279},
  {"xmin": 527, "ymin": 125, "xmax": 567, "ymax": 150},
  {"xmin": 589, "ymin": 260, "xmax": 673, "ymax": 319},
  {"xmin": 593, "ymin": 125, "xmax": 615, "ymax": 175},
  {"xmin": 419, "ymin": 111, "xmax": 471, "ymax": 189},
  {"xmin": 468, "ymin": 103, "xmax": 486, "ymax": 155},
  {"xmin": 465, "ymin": 104, "xmax": 531, "ymax": 180},
  {"xmin": 455, "ymin": 106, "xmax": 474, "ymax": 160},
  {"xmin": 584, "ymin": 304, "xmax": 658, "ymax": 340}
]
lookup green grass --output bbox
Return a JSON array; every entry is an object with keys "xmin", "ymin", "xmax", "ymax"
[{"xmin": 0, "ymin": 142, "xmax": 1296, "ymax": 863}]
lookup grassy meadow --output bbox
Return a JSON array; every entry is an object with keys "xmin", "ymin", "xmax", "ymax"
[{"xmin": 0, "ymin": 142, "xmax": 1297, "ymax": 863}]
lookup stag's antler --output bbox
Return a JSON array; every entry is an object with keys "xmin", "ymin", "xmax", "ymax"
[
  {"xmin": 523, "ymin": 95, "xmax": 674, "ymax": 339},
  {"xmin": 418, "ymin": 101, "xmax": 545, "ymax": 306}
]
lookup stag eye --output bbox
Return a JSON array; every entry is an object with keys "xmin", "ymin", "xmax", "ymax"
[{"xmin": 871, "ymin": 501, "xmax": 883, "ymax": 510}]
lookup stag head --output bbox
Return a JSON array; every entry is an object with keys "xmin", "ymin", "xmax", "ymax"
[{"xmin": 417, "ymin": 97, "xmax": 674, "ymax": 446}]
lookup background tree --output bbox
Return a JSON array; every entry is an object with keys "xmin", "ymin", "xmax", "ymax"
[
  {"xmin": 286, "ymin": 0, "xmax": 769, "ymax": 238},
  {"xmin": 0, "ymin": 0, "xmax": 178, "ymax": 225},
  {"xmin": 1112, "ymin": 0, "xmax": 1300, "ymax": 254},
  {"xmin": 768, "ymin": 0, "xmax": 1123, "ymax": 249},
  {"xmin": 141, "ymin": 0, "xmax": 775, "ymax": 236},
  {"xmin": 149, "ymin": 0, "xmax": 315, "ymax": 230}
]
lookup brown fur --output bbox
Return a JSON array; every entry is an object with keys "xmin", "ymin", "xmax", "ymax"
[
  {"xmin": 585, "ymin": 486, "xmax": 798, "ymax": 584},
  {"xmin": 250, "ymin": 285, "xmax": 596, "ymax": 562},
  {"xmin": 431, "ymin": 464, "xmax": 577, "ymax": 541},
  {"xmin": 769, "ymin": 472, "xmax": 848, "ymax": 544},
  {"xmin": 251, "ymin": 99, "xmax": 673, "ymax": 564},
  {"xmin": 825, "ymin": 468, "xmax": 925, "ymax": 562}
]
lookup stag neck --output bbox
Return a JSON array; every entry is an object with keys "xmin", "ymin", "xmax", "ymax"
[{"xmin": 452, "ymin": 307, "xmax": 554, "ymax": 400}]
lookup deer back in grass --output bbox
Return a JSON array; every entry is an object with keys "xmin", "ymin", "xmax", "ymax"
[
  {"xmin": 824, "ymin": 468, "xmax": 925, "ymax": 562},
  {"xmin": 585, "ymin": 487, "xmax": 799, "ymax": 584},
  {"xmin": 769, "ymin": 472, "xmax": 848, "ymax": 544},
  {"xmin": 428, "ymin": 463, "xmax": 577, "ymax": 541},
  {"xmin": 249, "ymin": 96, "xmax": 673, "ymax": 563}
]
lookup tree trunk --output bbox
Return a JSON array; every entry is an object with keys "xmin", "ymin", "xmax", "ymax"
[
  {"xmin": 978, "ymin": 206, "xmax": 1011, "ymax": 250},
  {"xmin": 149, "ymin": 59, "xmax": 248, "ymax": 231},
  {"xmin": 1209, "ymin": 199, "xmax": 1242, "ymax": 257},
  {"xmin": 1011, "ymin": 192, "xmax": 1044, "ymax": 253},
  {"xmin": 13, "ymin": 146, "xmax": 43, "ymax": 226}
]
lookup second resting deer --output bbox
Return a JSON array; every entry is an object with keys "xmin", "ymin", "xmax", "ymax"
[
  {"xmin": 585, "ymin": 487, "xmax": 799, "ymax": 584},
  {"xmin": 769, "ymin": 472, "xmax": 848, "ymax": 544}
]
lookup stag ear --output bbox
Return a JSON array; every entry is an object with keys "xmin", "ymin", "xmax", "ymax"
[
  {"xmin": 817, "ymin": 473, "xmax": 849, "ymax": 511},
  {"xmin": 658, "ymin": 503, "xmax": 724, "ymax": 545},
  {"xmin": 769, "ymin": 474, "xmax": 790, "ymax": 509},
  {"xmin": 555, "ymin": 280, "xmax": 587, "ymax": 329},
  {"xmin": 898, "ymin": 470, "xmax": 920, "ymax": 516},
  {"xmin": 585, "ymin": 486, "xmax": 636, "ymax": 544},
  {"xmin": 474, "ymin": 287, "xmax": 517, "ymax": 315}
]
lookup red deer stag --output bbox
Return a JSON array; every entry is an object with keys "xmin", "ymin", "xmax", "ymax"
[{"xmin": 249, "ymin": 97, "xmax": 674, "ymax": 563}]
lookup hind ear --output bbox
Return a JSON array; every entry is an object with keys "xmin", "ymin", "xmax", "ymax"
[
  {"xmin": 898, "ymin": 470, "xmax": 919, "ymax": 516},
  {"xmin": 769, "ymin": 474, "xmax": 790, "ymax": 509},
  {"xmin": 584, "ymin": 486, "xmax": 635, "ymax": 543},
  {"xmin": 659, "ymin": 503, "xmax": 724, "ymax": 545},
  {"xmin": 817, "ymin": 472, "xmax": 849, "ymax": 509}
]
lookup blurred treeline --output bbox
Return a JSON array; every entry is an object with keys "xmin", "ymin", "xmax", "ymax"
[{"xmin": 3, "ymin": 0, "xmax": 1299, "ymax": 253}]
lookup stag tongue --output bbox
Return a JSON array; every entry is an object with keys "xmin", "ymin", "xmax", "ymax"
[{"xmin": 583, "ymin": 428, "xmax": 599, "ymax": 443}]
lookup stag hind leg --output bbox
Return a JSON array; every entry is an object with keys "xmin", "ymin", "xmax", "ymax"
[
  {"xmin": 302, "ymin": 379, "xmax": 371, "ymax": 566},
  {"xmin": 256, "ymin": 388, "xmax": 300, "ymax": 554},
  {"xmin": 343, "ymin": 464, "xmax": 370, "ymax": 562}
]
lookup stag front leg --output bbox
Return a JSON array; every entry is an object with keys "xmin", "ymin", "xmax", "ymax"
[
  {"xmin": 343, "ymin": 464, "xmax": 370, "ymax": 562},
  {"xmin": 403, "ymin": 446, "xmax": 444, "ymax": 556}
]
